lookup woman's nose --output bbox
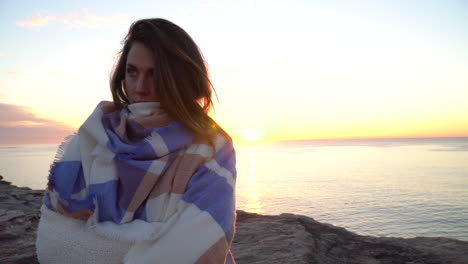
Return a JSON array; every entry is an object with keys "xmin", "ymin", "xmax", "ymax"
[{"xmin": 135, "ymin": 77, "xmax": 149, "ymax": 94}]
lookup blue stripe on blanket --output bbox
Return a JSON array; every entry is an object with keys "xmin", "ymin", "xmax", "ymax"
[
  {"xmin": 105, "ymin": 129, "xmax": 142, "ymax": 157},
  {"xmin": 124, "ymin": 119, "xmax": 153, "ymax": 143},
  {"xmin": 63, "ymin": 195, "xmax": 96, "ymax": 213},
  {"xmin": 155, "ymin": 122, "xmax": 193, "ymax": 152},
  {"xmin": 89, "ymin": 180, "xmax": 125, "ymax": 222},
  {"xmin": 102, "ymin": 111, "xmax": 152, "ymax": 145},
  {"xmin": 49, "ymin": 161, "xmax": 86, "ymax": 199},
  {"xmin": 87, "ymin": 180, "xmax": 148, "ymax": 222},
  {"xmin": 108, "ymin": 136, "xmax": 159, "ymax": 162},
  {"xmin": 135, "ymin": 200, "xmax": 147, "ymax": 221},
  {"xmin": 182, "ymin": 165, "xmax": 235, "ymax": 237},
  {"xmin": 102, "ymin": 110, "xmax": 121, "ymax": 129},
  {"xmin": 225, "ymin": 224, "xmax": 235, "ymax": 245},
  {"xmin": 44, "ymin": 191, "xmax": 95, "ymax": 214},
  {"xmin": 115, "ymin": 159, "xmax": 153, "ymax": 210},
  {"xmin": 214, "ymin": 141, "xmax": 237, "ymax": 180}
]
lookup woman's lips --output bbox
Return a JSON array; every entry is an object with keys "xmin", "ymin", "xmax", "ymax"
[{"xmin": 132, "ymin": 98, "xmax": 160, "ymax": 103}]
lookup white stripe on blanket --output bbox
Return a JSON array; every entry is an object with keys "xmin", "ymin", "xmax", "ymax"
[
  {"xmin": 55, "ymin": 133, "xmax": 81, "ymax": 162},
  {"xmin": 79, "ymin": 108, "xmax": 111, "ymax": 185},
  {"xmin": 79, "ymin": 107, "xmax": 110, "ymax": 145},
  {"xmin": 70, "ymin": 187, "xmax": 88, "ymax": 200},
  {"xmin": 147, "ymin": 158, "xmax": 167, "ymax": 175},
  {"xmin": 37, "ymin": 205, "xmax": 133, "ymax": 264},
  {"xmin": 120, "ymin": 211, "xmax": 135, "ymax": 224},
  {"xmin": 205, "ymin": 159, "xmax": 235, "ymax": 188},
  {"xmin": 147, "ymin": 132, "xmax": 169, "ymax": 156},
  {"xmin": 185, "ymin": 144, "xmax": 214, "ymax": 159},
  {"xmin": 145, "ymin": 193, "xmax": 182, "ymax": 222},
  {"xmin": 214, "ymin": 134, "xmax": 227, "ymax": 152},
  {"xmin": 124, "ymin": 200, "xmax": 226, "ymax": 264},
  {"xmin": 88, "ymin": 145, "xmax": 118, "ymax": 185},
  {"xmin": 89, "ymin": 210, "xmax": 178, "ymax": 242}
]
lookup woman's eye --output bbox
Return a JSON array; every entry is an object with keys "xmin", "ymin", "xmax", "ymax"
[{"xmin": 126, "ymin": 68, "xmax": 137, "ymax": 76}]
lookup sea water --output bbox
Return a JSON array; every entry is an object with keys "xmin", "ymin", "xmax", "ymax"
[{"xmin": 1, "ymin": 137, "xmax": 467, "ymax": 241}]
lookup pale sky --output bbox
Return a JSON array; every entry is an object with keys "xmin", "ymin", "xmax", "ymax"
[{"xmin": 1, "ymin": 0, "xmax": 467, "ymax": 144}]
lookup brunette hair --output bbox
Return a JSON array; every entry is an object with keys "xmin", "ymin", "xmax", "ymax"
[{"xmin": 110, "ymin": 18, "xmax": 225, "ymax": 141}]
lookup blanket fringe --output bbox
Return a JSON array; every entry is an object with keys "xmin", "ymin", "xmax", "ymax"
[{"xmin": 53, "ymin": 133, "xmax": 77, "ymax": 163}]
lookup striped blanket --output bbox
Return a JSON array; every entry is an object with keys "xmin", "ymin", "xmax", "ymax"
[{"xmin": 40, "ymin": 101, "xmax": 237, "ymax": 263}]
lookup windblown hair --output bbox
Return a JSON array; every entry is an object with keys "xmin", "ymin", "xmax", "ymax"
[{"xmin": 110, "ymin": 18, "xmax": 225, "ymax": 141}]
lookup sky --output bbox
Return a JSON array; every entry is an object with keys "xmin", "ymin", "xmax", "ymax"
[{"xmin": 0, "ymin": 0, "xmax": 467, "ymax": 144}]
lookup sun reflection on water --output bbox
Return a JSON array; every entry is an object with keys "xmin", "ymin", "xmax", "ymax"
[{"xmin": 241, "ymin": 146, "xmax": 264, "ymax": 213}]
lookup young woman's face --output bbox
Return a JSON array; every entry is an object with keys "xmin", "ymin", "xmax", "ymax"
[{"xmin": 125, "ymin": 42, "xmax": 160, "ymax": 103}]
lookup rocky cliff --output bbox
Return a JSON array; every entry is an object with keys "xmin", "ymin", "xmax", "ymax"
[{"xmin": 1, "ymin": 175, "xmax": 467, "ymax": 264}]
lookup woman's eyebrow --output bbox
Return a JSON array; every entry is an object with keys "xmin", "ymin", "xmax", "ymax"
[{"xmin": 126, "ymin": 63, "xmax": 154, "ymax": 72}]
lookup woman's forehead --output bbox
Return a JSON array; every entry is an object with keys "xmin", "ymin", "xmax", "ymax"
[{"xmin": 127, "ymin": 42, "xmax": 155, "ymax": 69}]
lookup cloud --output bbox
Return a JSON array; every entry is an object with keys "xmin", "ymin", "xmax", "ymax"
[
  {"xmin": 16, "ymin": 10, "xmax": 131, "ymax": 28},
  {"xmin": 16, "ymin": 13, "xmax": 50, "ymax": 28},
  {"xmin": 0, "ymin": 103, "xmax": 47, "ymax": 124},
  {"xmin": 0, "ymin": 103, "xmax": 74, "ymax": 144},
  {"xmin": 6, "ymin": 71, "xmax": 30, "ymax": 76},
  {"xmin": 0, "ymin": 52, "xmax": 4, "ymax": 56}
]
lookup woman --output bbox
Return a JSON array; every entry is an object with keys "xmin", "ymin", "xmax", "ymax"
[{"xmin": 36, "ymin": 18, "xmax": 237, "ymax": 264}]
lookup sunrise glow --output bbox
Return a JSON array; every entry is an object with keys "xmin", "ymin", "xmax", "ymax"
[{"xmin": 1, "ymin": 1, "xmax": 467, "ymax": 144}]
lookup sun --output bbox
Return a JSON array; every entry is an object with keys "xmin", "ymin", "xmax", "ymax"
[{"xmin": 243, "ymin": 129, "xmax": 259, "ymax": 142}]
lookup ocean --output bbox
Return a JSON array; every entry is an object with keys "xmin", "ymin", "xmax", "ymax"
[{"xmin": 1, "ymin": 137, "xmax": 467, "ymax": 241}]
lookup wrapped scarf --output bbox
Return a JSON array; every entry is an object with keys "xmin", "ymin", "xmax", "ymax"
[{"xmin": 39, "ymin": 101, "xmax": 236, "ymax": 264}]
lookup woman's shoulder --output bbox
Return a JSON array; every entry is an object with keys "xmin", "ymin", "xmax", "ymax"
[
  {"xmin": 186, "ymin": 132, "xmax": 235, "ymax": 164},
  {"xmin": 96, "ymin": 101, "xmax": 117, "ymax": 114},
  {"xmin": 212, "ymin": 132, "xmax": 234, "ymax": 153}
]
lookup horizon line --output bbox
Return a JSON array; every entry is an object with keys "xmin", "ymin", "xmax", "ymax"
[
  {"xmin": 1, "ymin": 135, "xmax": 468, "ymax": 146},
  {"xmin": 272, "ymin": 135, "xmax": 468, "ymax": 143}
]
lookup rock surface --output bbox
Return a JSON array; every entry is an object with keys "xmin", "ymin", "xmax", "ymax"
[
  {"xmin": 232, "ymin": 212, "xmax": 468, "ymax": 264},
  {"xmin": 1, "ymin": 175, "xmax": 467, "ymax": 264},
  {"xmin": 0, "ymin": 176, "xmax": 43, "ymax": 264}
]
